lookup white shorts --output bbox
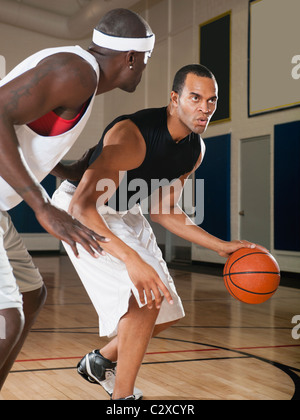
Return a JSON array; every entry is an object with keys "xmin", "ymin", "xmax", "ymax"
[
  {"xmin": 52, "ymin": 181, "xmax": 185, "ymax": 338},
  {"xmin": 0, "ymin": 211, "xmax": 44, "ymax": 310}
]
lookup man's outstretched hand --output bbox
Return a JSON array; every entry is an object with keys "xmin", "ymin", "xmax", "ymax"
[{"xmin": 35, "ymin": 202, "xmax": 109, "ymax": 258}]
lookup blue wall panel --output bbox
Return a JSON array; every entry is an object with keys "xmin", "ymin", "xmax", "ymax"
[
  {"xmin": 274, "ymin": 121, "xmax": 300, "ymax": 251},
  {"xmin": 195, "ymin": 134, "xmax": 231, "ymax": 241}
]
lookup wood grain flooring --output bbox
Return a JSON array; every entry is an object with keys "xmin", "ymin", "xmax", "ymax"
[{"xmin": 1, "ymin": 254, "xmax": 299, "ymax": 401}]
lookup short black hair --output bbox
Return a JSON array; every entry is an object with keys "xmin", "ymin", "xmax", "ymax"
[
  {"xmin": 172, "ymin": 64, "xmax": 215, "ymax": 95},
  {"xmin": 95, "ymin": 8, "xmax": 152, "ymax": 38}
]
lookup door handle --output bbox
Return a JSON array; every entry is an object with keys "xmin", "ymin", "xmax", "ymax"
[{"xmin": 239, "ymin": 210, "xmax": 245, "ymax": 216}]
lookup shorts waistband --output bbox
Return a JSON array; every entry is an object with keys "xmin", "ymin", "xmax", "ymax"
[{"xmin": 58, "ymin": 181, "xmax": 142, "ymax": 217}]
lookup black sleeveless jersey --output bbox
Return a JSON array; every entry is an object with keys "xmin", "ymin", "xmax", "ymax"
[{"xmin": 86, "ymin": 107, "xmax": 202, "ymax": 211}]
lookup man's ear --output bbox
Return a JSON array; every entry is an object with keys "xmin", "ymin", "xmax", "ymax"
[
  {"xmin": 170, "ymin": 91, "xmax": 179, "ymax": 106},
  {"xmin": 126, "ymin": 51, "xmax": 136, "ymax": 70}
]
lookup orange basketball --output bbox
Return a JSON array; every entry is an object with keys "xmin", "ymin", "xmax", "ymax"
[{"xmin": 223, "ymin": 247, "xmax": 280, "ymax": 304}]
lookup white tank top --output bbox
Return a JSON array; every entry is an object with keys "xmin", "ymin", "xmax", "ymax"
[{"xmin": 0, "ymin": 46, "xmax": 99, "ymax": 211}]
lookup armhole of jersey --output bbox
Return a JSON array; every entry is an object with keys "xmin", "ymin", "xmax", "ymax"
[{"xmin": 200, "ymin": 137, "xmax": 206, "ymax": 161}]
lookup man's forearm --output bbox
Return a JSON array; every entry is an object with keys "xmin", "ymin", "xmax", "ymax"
[
  {"xmin": 151, "ymin": 207, "xmax": 225, "ymax": 254},
  {"xmin": 51, "ymin": 146, "xmax": 97, "ymax": 181},
  {"xmin": 51, "ymin": 162, "xmax": 71, "ymax": 180},
  {"xmin": 0, "ymin": 121, "xmax": 50, "ymax": 212},
  {"xmin": 69, "ymin": 199, "xmax": 139, "ymax": 263}
]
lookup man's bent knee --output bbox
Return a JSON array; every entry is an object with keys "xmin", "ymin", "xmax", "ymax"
[
  {"xmin": 22, "ymin": 284, "xmax": 47, "ymax": 319},
  {"xmin": 153, "ymin": 318, "xmax": 181, "ymax": 337},
  {"xmin": 0, "ymin": 308, "xmax": 25, "ymax": 365}
]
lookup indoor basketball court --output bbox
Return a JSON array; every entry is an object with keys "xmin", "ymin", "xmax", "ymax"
[
  {"xmin": 0, "ymin": 0, "xmax": 299, "ymax": 403},
  {"xmin": 0, "ymin": 254, "xmax": 299, "ymax": 401}
]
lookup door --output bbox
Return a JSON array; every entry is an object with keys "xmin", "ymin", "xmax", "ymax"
[{"xmin": 240, "ymin": 136, "xmax": 271, "ymax": 250}]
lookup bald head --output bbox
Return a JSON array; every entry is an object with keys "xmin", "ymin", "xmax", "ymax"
[
  {"xmin": 90, "ymin": 9, "xmax": 154, "ymax": 94},
  {"xmin": 95, "ymin": 8, "xmax": 153, "ymax": 38}
]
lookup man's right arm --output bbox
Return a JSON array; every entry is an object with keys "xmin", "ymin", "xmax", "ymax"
[
  {"xmin": 68, "ymin": 121, "xmax": 174, "ymax": 309},
  {"xmin": 0, "ymin": 54, "xmax": 105, "ymax": 257}
]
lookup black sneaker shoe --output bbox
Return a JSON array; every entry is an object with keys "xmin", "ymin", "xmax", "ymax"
[{"xmin": 77, "ymin": 350, "xmax": 143, "ymax": 399}]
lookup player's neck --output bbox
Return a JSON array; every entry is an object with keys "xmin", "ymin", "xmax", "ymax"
[{"xmin": 167, "ymin": 103, "xmax": 192, "ymax": 143}]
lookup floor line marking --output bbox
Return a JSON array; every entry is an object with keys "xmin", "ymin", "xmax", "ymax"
[{"xmin": 15, "ymin": 344, "xmax": 300, "ymax": 363}]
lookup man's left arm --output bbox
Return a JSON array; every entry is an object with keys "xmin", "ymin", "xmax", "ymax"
[
  {"xmin": 150, "ymin": 157, "xmax": 256, "ymax": 259},
  {"xmin": 51, "ymin": 146, "xmax": 97, "ymax": 181}
]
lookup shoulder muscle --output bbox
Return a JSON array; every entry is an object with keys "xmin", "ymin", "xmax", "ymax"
[
  {"xmin": 91, "ymin": 119, "xmax": 146, "ymax": 172},
  {"xmin": 0, "ymin": 53, "xmax": 97, "ymax": 124},
  {"xmin": 37, "ymin": 53, "xmax": 98, "ymax": 107}
]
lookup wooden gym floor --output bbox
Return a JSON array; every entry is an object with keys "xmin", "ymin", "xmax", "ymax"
[{"xmin": 0, "ymin": 254, "xmax": 299, "ymax": 401}]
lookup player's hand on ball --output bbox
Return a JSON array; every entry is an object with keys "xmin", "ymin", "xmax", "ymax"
[{"xmin": 218, "ymin": 240, "xmax": 256, "ymax": 259}]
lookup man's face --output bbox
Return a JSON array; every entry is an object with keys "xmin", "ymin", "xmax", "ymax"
[{"xmin": 174, "ymin": 73, "xmax": 218, "ymax": 135}]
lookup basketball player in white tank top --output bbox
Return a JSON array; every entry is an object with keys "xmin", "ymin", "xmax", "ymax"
[{"xmin": 0, "ymin": 8, "xmax": 156, "ymax": 391}]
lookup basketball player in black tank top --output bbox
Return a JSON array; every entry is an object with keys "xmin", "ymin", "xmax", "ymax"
[{"xmin": 54, "ymin": 65, "xmax": 256, "ymax": 400}]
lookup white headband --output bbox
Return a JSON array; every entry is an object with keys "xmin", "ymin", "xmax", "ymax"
[{"xmin": 92, "ymin": 29, "xmax": 155, "ymax": 64}]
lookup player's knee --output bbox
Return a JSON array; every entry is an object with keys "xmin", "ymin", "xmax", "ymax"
[
  {"xmin": 23, "ymin": 284, "xmax": 47, "ymax": 320},
  {"xmin": 33, "ymin": 284, "xmax": 47, "ymax": 316},
  {"xmin": 0, "ymin": 307, "xmax": 25, "ymax": 348},
  {"xmin": 168, "ymin": 318, "xmax": 180, "ymax": 328},
  {"xmin": 37, "ymin": 284, "xmax": 47, "ymax": 310}
]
